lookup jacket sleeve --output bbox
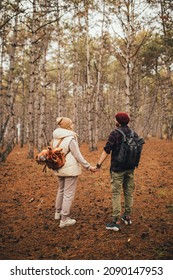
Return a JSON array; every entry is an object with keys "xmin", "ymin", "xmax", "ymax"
[
  {"xmin": 69, "ymin": 139, "xmax": 90, "ymax": 169},
  {"xmin": 104, "ymin": 130, "xmax": 117, "ymax": 154}
]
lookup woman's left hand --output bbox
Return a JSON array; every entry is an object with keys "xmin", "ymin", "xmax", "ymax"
[{"xmin": 89, "ymin": 166, "xmax": 97, "ymax": 172}]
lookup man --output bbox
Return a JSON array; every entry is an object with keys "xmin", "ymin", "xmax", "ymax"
[{"xmin": 96, "ymin": 112, "xmax": 138, "ymax": 231}]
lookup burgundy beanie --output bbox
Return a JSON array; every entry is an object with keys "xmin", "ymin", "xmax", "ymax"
[{"xmin": 115, "ymin": 112, "xmax": 130, "ymax": 125}]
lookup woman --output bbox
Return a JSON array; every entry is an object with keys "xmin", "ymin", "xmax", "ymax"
[{"xmin": 52, "ymin": 117, "xmax": 95, "ymax": 228}]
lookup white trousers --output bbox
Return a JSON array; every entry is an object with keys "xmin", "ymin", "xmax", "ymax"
[{"xmin": 55, "ymin": 176, "xmax": 77, "ymax": 217}]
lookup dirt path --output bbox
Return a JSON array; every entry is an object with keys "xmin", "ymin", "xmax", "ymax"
[{"xmin": 0, "ymin": 138, "xmax": 173, "ymax": 260}]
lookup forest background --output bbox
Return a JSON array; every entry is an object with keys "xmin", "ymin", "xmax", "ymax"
[{"xmin": 0, "ymin": 0, "xmax": 173, "ymax": 161}]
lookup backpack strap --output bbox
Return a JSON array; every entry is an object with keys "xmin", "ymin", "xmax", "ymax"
[
  {"xmin": 43, "ymin": 164, "xmax": 47, "ymax": 173},
  {"xmin": 115, "ymin": 128, "xmax": 126, "ymax": 141},
  {"xmin": 115, "ymin": 128, "xmax": 134, "ymax": 141},
  {"xmin": 51, "ymin": 137, "xmax": 71, "ymax": 156},
  {"xmin": 130, "ymin": 130, "xmax": 134, "ymax": 137},
  {"xmin": 56, "ymin": 138, "xmax": 64, "ymax": 148},
  {"xmin": 50, "ymin": 137, "xmax": 65, "ymax": 150}
]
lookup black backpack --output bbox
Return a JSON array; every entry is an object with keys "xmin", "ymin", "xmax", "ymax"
[{"xmin": 115, "ymin": 128, "xmax": 145, "ymax": 169}]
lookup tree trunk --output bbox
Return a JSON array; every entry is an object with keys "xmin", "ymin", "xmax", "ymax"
[
  {"xmin": 20, "ymin": 77, "xmax": 25, "ymax": 147},
  {"xmin": 0, "ymin": 0, "xmax": 20, "ymax": 161},
  {"xmin": 37, "ymin": 41, "xmax": 48, "ymax": 151},
  {"xmin": 0, "ymin": 32, "xmax": 5, "ymax": 146},
  {"xmin": 85, "ymin": 3, "xmax": 94, "ymax": 151},
  {"xmin": 160, "ymin": 0, "xmax": 173, "ymax": 139},
  {"xmin": 27, "ymin": 0, "xmax": 37, "ymax": 158},
  {"xmin": 93, "ymin": 1, "xmax": 106, "ymax": 150}
]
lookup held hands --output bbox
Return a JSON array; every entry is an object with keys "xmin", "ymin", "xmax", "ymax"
[
  {"xmin": 89, "ymin": 166, "xmax": 97, "ymax": 172},
  {"xmin": 89, "ymin": 164, "xmax": 101, "ymax": 172},
  {"xmin": 88, "ymin": 150, "xmax": 106, "ymax": 173}
]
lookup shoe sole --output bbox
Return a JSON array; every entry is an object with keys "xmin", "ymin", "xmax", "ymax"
[
  {"xmin": 122, "ymin": 218, "xmax": 132, "ymax": 225},
  {"xmin": 105, "ymin": 226, "xmax": 120, "ymax": 231},
  {"xmin": 59, "ymin": 220, "xmax": 76, "ymax": 228}
]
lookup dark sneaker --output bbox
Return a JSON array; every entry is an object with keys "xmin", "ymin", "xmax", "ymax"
[
  {"xmin": 106, "ymin": 220, "xmax": 120, "ymax": 231},
  {"xmin": 122, "ymin": 214, "xmax": 132, "ymax": 225}
]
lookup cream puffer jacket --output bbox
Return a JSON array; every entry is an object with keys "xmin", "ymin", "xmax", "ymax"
[{"xmin": 52, "ymin": 128, "xmax": 81, "ymax": 177}]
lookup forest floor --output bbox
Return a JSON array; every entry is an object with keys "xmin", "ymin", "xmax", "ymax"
[{"xmin": 0, "ymin": 138, "xmax": 173, "ymax": 260}]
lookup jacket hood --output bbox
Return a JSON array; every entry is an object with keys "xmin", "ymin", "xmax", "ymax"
[{"xmin": 53, "ymin": 128, "xmax": 78, "ymax": 139}]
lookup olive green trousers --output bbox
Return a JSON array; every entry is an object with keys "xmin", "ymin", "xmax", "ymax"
[{"xmin": 110, "ymin": 170, "xmax": 135, "ymax": 219}]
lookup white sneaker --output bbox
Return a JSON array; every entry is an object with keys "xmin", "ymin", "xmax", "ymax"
[
  {"xmin": 59, "ymin": 218, "xmax": 76, "ymax": 228},
  {"xmin": 55, "ymin": 212, "xmax": 61, "ymax": 220}
]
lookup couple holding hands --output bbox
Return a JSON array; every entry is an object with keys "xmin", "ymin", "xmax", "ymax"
[{"xmin": 53, "ymin": 113, "xmax": 135, "ymax": 232}]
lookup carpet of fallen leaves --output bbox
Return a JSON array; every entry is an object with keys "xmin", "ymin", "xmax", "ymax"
[{"xmin": 0, "ymin": 138, "xmax": 173, "ymax": 260}]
